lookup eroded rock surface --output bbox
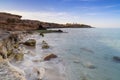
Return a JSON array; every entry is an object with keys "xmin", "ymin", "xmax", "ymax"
[{"xmin": 0, "ymin": 60, "xmax": 26, "ymax": 80}]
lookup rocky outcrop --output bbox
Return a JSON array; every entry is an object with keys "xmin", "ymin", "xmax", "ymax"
[
  {"xmin": 0, "ymin": 31, "xmax": 26, "ymax": 80},
  {"xmin": 0, "ymin": 31, "xmax": 27, "ymax": 62},
  {"xmin": 0, "ymin": 12, "xmax": 92, "ymax": 31}
]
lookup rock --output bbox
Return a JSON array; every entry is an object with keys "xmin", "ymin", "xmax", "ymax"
[
  {"xmin": 0, "ymin": 51, "xmax": 6, "ymax": 59},
  {"xmin": 24, "ymin": 39, "xmax": 36, "ymax": 46},
  {"xmin": 41, "ymin": 40, "xmax": 49, "ymax": 49},
  {"xmin": 14, "ymin": 53, "xmax": 24, "ymax": 61},
  {"xmin": 113, "ymin": 56, "xmax": 120, "ymax": 63},
  {"xmin": 7, "ymin": 47, "xmax": 24, "ymax": 61},
  {"xmin": 44, "ymin": 54, "xmax": 57, "ymax": 61},
  {"xmin": 73, "ymin": 60, "xmax": 80, "ymax": 63},
  {"xmin": 40, "ymin": 33, "xmax": 44, "ymax": 37},
  {"xmin": 0, "ymin": 12, "xmax": 92, "ymax": 31},
  {"xmin": 42, "ymin": 41, "xmax": 50, "ymax": 49},
  {"xmin": 33, "ymin": 67, "xmax": 45, "ymax": 80},
  {"xmin": 0, "ymin": 55, "xmax": 3, "ymax": 61},
  {"xmin": 8, "ymin": 61, "xmax": 25, "ymax": 76},
  {"xmin": 0, "ymin": 60, "xmax": 26, "ymax": 80},
  {"xmin": 84, "ymin": 62, "xmax": 96, "ymax": 69},
  {"xmin": 58, "ymin": 29, "xmax": 63, "ymax": 32}
]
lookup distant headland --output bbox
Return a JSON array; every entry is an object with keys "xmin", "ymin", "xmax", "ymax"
[{"xmin": 0, "ymin": 12, "xmax": 92, "ymax": 31}]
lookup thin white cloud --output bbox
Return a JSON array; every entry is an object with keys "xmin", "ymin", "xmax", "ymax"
[
  {"xmin": 0, "ymin": 10, "xmax": 79, "ymax": 24},
  {"xmin": 76, "ymin": 4, "xmax": 120, "ymax": 11},
  {"xmin": 86, "ymin": 13, "xmax": 100, "ymax": 16}
]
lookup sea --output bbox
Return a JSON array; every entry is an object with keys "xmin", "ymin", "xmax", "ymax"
[
  {"xmin": 39, "ymin": 28, "xmax": 120, "ymax": 80},
  {"xmin": 13, "ymin": 28, "xmax": 120, "ymax": 80}
]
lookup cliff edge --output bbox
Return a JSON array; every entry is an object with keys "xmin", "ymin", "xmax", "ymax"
[{"xmin": 0, "ymin": 12, "xmax": 92, "ymax": 31}]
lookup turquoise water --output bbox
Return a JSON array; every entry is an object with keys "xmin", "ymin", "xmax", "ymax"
[{"xmin": 40, "ymin": 28, "xmax": 120, "ymax": 80}]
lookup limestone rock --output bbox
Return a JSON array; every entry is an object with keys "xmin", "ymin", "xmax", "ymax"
[
  {"xmin": 41, "ymin": 40, "xmax": 49, "ymax": 49},
  {"xmin": 33, "ymin": 67, "xmax": 45, "ymax": 80},
  {"xmin": 0, "ymin": 60, "xmax": 26, "ymax": 80},
  {"xmin": 14, "ymin": 53, "xmax": 24, "ymax": 61},
  {"xmin": 44, "ymin": 53, "xmax": 57, "ymax": 61},
  {"xmin": 24, "ymin": 39, "xmax": 36, "ymax": 46}
]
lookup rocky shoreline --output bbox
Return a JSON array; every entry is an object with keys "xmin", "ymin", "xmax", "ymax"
[
  {"xmin": 0, "ymin": 31, "xmax": 27, "ymax": 80},
  {"xmin": 0, "ymin": 31, "xmax": 66, "ymax": 80}
]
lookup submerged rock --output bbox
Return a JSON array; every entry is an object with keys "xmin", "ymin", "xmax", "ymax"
[
  {"xmin": 84, "ymin": 62, "xmax": 96, "ymax": 69},
  {"xmin": 113, "ymin": 56, "xmax": 120, "ymax": 63},
  {"xmin": 24, "ymin": 39, "xmax": 36, "ymax": 46},
  {"xmin": 44, "ymin": 53, "xmax": 57, "ymax": 61},
  {"xmin": 73, "ymin": 60, "xmax": 80, "ymax": 63},
  {"xmin": 41, "ymin": 40, "xmax": 50, "ymax": 49}
]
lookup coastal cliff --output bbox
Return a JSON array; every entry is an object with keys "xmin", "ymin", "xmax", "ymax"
[{"xmin": 0, "ymin": 12, "xmax": 92, "ymax": 31}]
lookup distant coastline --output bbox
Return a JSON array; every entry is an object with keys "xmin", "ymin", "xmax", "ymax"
[{"xmin": 0, "ymin": 12, "xmax": 92, "ymax": 31}]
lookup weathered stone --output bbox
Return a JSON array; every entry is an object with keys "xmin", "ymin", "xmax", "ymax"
[
  {"xmin": 40, "ymin": 33, "xmax": 44, "ymax": 37},
  {"xmin": 41, "ymin": 40, "xmax": 49, "ymax": 49},
  {"xmin": 33, "ymin": 67, "xmax": 45, "ymax": 80},
  {"xmin": 44, "ymin": 54, "xmax": 57, "ymax": 61},
  {"xmin": 0, "ymin": 55, "xmax": 3, "ymax": 61},
  {"xmin": 14, "ymin": 53, "xmax": 24, "ymax": 61},
  {"xmin": 24, "ymin": 39, "xmax": 36, "ymax": 46},
  {"xmin": 0, "ymin": 60, "xmax": 26, "ymax": 80}
]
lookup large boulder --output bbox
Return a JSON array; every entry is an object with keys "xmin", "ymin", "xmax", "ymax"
[
  {"xmin": 24, "ymin": 39, "xmax": 36, "ymax": 46},
  {"xmin": 44, "ymin": 54, "xmax": 57, "ymax": 61}
]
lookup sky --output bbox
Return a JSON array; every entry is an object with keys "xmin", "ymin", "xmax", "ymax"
[{"xmin": 0, "ymin": 0, "xmax": 120, "ymax": 28}]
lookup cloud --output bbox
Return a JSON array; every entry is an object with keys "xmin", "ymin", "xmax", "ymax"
[
  {"xmin": 75, "ymin": 4, "xmax": 120, "ymax": 13},
  {"xmin": 0, "ymin": 10, "xmax": 80, "ymax": 24}
]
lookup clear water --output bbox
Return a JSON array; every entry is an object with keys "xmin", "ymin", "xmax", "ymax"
[{"xmin": 40, "ymin": 28, "xmax": 120, "ymax": 80}]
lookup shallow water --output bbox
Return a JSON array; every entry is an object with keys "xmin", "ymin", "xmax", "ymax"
[
  {"xmin": 40, "ymin": 28, "xmax": 120, "ymax": 80},
  {"xmin": 12, "ymin": 28, "xmax": 120, "ymax": 80}
]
